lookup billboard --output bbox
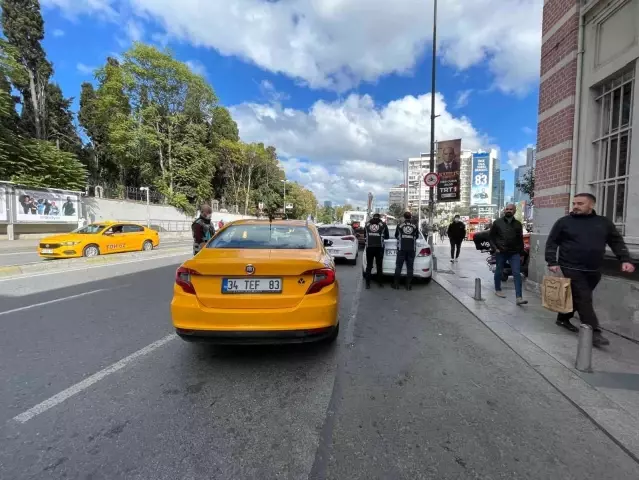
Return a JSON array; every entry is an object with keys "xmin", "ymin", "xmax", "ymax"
[
  {"xmin": 436, "ymin": 139, "xmax": 462, "ymax": 202},
  {"xmin": 15, "ymin": 188, "xmax": 79, "ymax": 223},
  {"xmin": 0, "ymin": 186, "xmax": 7, "ymax": 222},
  {"xmin": 471, "ymin": 152, "xmax": 492, "ymax": 206}
]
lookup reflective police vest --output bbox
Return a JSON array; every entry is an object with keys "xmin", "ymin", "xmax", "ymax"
[
  {"xmin": 397, "ymin": 221, "xmax": 418, "ymax": 251},
  {"xmin": 365, "ymin": 221, "xmax": 385, "ymax": 248}
]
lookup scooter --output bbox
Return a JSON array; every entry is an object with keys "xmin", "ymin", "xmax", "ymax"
[{"xmin": 473, "ymin": 230, "xmax": 530, "ymax": 281}]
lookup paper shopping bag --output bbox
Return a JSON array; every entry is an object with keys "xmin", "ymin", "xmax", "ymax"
[{"xmin": 541, "ymin": 276, "xmax": 573, "ymax": 313}]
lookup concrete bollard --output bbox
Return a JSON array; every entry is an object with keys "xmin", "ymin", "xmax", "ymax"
[
  {"xmin": 473, "ymin": 278, "xmax": 482, "ymax": 300},
  {"xmin": 575, "ymin": 324, "xmax": 594, "ymax": 373}
]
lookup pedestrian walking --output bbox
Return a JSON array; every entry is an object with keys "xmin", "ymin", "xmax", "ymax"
[
  {"xmin": 489, "ymin": 203, "xmax": 528, "ymax": 305},
  {"xmin": 545, "ymin": 193, "xmax": 634, "ymax": 346},
  {"xmin": 447, "ymin": 215, "xmax": 466, "ymax": 263},
  {"xmin": 393, "ymin": 211, "xmax": 419, "ymax": 291},
  {"xmin": 192, "ymin": 204, "xmax": 216, "ymax": 255},
  {"xmin": 364, "ymin": 213, "xmax": 390, "ymax": 289}
]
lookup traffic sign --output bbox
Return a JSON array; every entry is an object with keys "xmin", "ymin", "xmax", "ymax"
[{"xmin": 424, "ymin": 172, "xmax": 440, "ymax": 187}]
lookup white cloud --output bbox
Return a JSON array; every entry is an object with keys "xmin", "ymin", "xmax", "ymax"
[
  {"xmin": 185, "ymin": 60, "xmax": 208, "ymax": 78},
  {"xmin": 231, "ymin": 91, "xmax": 486, "ymax": 204},
  {"xmin": 41, "ymin": 0, "xmax": 117, "ymax": 19},
  {"xmin": 76, "ymin": 63, "xmax": 96, "ymax": 75},
  {"xmin": 521, "ymin": 126, "xmax": 535, "ymax": 135},
  {"xmin": 44, "ymin": 0, "xmax": 542, "ymax": 94},
  {"xmin": 52, "ymin": 29, "xmax": 65, "ymax": 37},
  {"xmin": 454, "ymin": 89, "xmax": 472, "ymax": 108},
  {"xmin": 507, "ymin": 145, "xmax": 534, "ymax": 170}
]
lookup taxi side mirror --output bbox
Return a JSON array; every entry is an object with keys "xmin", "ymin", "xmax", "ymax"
[{"xmin": 323, "ymin": 238, "xmax": 333, "ymax": 247}]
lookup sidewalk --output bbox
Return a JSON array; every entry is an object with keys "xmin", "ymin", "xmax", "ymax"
[{"xmin": 432, "ymin": 244, "xmax": 639, "ymax": 460}]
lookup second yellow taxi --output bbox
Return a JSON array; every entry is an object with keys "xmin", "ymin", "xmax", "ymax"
[
  {"xmin": 38, "ymin": 221, "xmax": 160, "ymax": 258},
  {"xmin": 171, "ymin": 219, "xmax": 339, "ymax": 345}
]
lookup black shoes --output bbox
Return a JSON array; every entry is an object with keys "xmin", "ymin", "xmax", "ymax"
[{"xmin": 556, "ymin": 320, "xmax": 578, "ymax": 332}]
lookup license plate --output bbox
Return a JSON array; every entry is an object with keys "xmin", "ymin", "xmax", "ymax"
[
  {"xmin": 222, "ymin": 278, "xmax": 282, "ymax": 294},
  {"xmin": 327, "ymin": 249, "xmax": 339, "ymax": 255},
  {"xmin": 41, "ymin": 249, "xmax": 54, "ymax": 254},
  {"xmin": 385, "ymin": 250, "xmax": 397, "ymax": 256}
]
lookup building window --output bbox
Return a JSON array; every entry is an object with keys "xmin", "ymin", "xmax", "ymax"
[{"xmin": 591, "ymin": 67, "xmax": 634, "ymax": 233}]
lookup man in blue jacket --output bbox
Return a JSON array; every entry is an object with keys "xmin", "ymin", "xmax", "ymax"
[{"xmin": 545, "ymin": 193, "xmax": 634, "ymax": 346}]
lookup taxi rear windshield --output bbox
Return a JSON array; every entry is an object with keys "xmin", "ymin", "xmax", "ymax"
[
  {"xmin": 207, "ymin": 224, "xmax": 317, "ymax": 249},
  {"xmin": 318, "ymin": 227, "xmax": 351, "ymax": 237}
]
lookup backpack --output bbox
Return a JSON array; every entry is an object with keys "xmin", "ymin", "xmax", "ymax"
[{"xmin": 192, "ymin": 218, "xmax": 214, "ymax": 242}]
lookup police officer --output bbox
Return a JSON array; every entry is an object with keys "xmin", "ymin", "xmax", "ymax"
[
  {"xmin": 393, "ymin": 211, "xmax": 419, "ymax": 290},
  {"xmin": 364, "ymin": 213, "xmax": 389, "ymax": 289},
  {"xmin": 192, "ymin": 204, "xmax": 216, "ymax": 255}
]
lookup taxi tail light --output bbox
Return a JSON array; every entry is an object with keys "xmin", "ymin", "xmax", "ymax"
[
  {"xmin": 418, "ymin": 247, "xmax": 431, "ymax": 257},
  {"xmin": 303, "ymin": 268, "xmax": 336, "ymax": 295},
  {"xmin": 175, "ymin": 266, "xmax": 199, "ymax": 294},
  {"xmin": 341, "ymin": 236, "xmax": 356, "ymax": 241}
]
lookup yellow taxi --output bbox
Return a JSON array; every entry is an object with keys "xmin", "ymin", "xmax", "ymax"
[
  {"xmin": 38, "ymin": 221, "xmax": 160, "ymax": 258},
  {"xmin": 171, "ymin": 219, "xmax": 339, "ymax": 344}
]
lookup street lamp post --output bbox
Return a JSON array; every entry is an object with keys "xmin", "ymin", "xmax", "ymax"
[
  {"xmin": 140, "ymin": 187, "xmax": 150, "ymax": 227},
  {"xmin": 428, "ymin": 0, "xmax": 438, "ymax": 231},
  {"xmin": 281, "ymin": 179, "xmax": 288, "ymax": 219}
]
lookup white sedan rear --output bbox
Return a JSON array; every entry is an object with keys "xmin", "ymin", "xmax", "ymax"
[
  {"xmin": 361, "ymin": 226, "xmax": 433, "ymax": 282},
  {"xmin": 317, "ymin": 224, "xmax": 359, "ymax": 265}
]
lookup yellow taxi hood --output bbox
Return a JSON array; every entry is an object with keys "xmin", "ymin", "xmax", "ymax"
[
  {"xmin": 183, "ymin": 248, "xmax": 328, "ymax": 277},
  {"xmin": 40, "ymin": 233, "xmax": 89, "ymax": 244}
]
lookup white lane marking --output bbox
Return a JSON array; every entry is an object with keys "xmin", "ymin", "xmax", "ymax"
[
  {"xmin": 343, "ymin": 267, "xmax": 364, "ymax": 345},
  {"xmin": 0, "ymin": 251, "xmax": 35, "ymax": 257},
  {"xmin": 12, "ymin": 334, "xmax": 177, "ymax": 424},
  {"xmin": 0, "ymin": 287, "xmax": 126, "ymax": 317},
  {"xmin": 0, "ymin": 250, "xmax": 191, "ymax": 283}
]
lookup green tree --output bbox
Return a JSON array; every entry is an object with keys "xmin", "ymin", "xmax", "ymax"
[
  {"xmin": 317, "ymin": 206, "xmax": 335, "ymax": 224},
  {"xmin": 46, "ymin": 83, "xmax": 82, "ymax": 153},
  {"xmin": 1, "ymin": 0, "xmax": 52, "ymax": 139},
  {"xmin": 388, "ymin": 203, "xmax": 403, "ymax": 218},
  {"xmin": 287, "ymin": 182, "xmax": 318, "ymax": 219},
  {"xmin": 334, "ymin": 204, "xmax": 353, "ymax": 223},
  {"xmin": 515, "ymin": 168, "xmax": 535, "ymax": 205}
]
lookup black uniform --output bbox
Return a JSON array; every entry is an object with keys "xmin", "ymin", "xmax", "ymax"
[
  {"xmin": 192, "ymin": 217, "xmax": 216, "ymax": 255},
  {"xmin": 364, "ymin": 218, "xmax": 389, "ymax": 287},
  {"xmin": 394, "ymin": 220, "xmax": 419, "ymax": 289}
]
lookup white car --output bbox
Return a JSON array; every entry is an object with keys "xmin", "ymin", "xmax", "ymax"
[
  {"xmin": 317, "ymin": 224, "xmax": 359, "ymax": 265},
  {"xmin": 361, "ymin": 226, "xmax": 433, "ymax": 283}
]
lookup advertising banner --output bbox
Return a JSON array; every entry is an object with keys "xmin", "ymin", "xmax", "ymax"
[
  {"xmin": 436, "ymin": 139, "xmax": 462, "ymax": 202},
  {"xmin": 471, "ymin": 152, "xmax": 492, "ymax": 206},
  {"xmin": 0, "ymin": 186, "xmax": 7, "ymax": 222},
  {"xmin": 15, "ymin": 188, "xmax": 79, "ymax": 223}
]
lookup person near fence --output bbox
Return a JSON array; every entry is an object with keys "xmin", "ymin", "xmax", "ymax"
[
  {"xmin": 545, "ymin": 192, "xmax": 634, "ymax": 346},
  {"xmin": 447, "ymin": 215, "xmax": 466, "ymax": 262},
  {"xmin": 489, "ymin": 203, "xmax": 528, "ymax": 305},
  {"xmin": 192, "ymin": 205, "xmax": 216, "ymax": 255}
]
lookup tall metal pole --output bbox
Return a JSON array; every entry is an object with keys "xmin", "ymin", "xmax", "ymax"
[
  {"xmin": 405, "ymin": 159, "xmax": 409, "ymax": 211},
  {"xmin": 428, "ymin": 0, "xmax": 438, "ymax": 242}
]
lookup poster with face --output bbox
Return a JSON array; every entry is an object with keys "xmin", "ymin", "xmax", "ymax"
[
  {"xmin": 15, "ymin": 188, "xmax": 79, "ymax": 223},
  {"xmin": 436, "ymin": 139, "xmax": 462, "ymax": 202}
]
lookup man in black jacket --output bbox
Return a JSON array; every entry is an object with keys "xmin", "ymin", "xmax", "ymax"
[
  {"xmin": 447, "ymin": 215, "xmax": 466, "ymax": 262},
  {"xmin": 545, "ymin": 193, "xmax": 634, "ymax": 346},
  {"xmin": 364, "ymin": 213, "xmax": 390, "ymax": 289},
  {"xmin": 489, "ymin": 203, "xmax": 528, "ymax": 305},
  {"xmin": 393, "ymin": 211, "xmax": 419, "ymax": 291},
  {"xmin": 192, "ymin": 204, "xmax": 216, "ymax": 255}
]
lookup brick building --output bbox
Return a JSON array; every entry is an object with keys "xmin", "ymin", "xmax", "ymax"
[{"xmin": 532, "ymin": 0, "xmax": 639, "ymax": 340}]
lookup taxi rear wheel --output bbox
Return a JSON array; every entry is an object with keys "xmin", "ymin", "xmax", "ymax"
[
  {"xmin": 142, "ymin": 240, "xmax": 153, "ymax": 251},
  {"xmin": 83, "ymin": 244, "xmax": 99, "ymax": 257}
]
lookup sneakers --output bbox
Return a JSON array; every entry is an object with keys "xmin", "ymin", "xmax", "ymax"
[
  {"xmin": 516, "ymin": 297, "xmax": 528, "ymax": 305},
  {"xmin": 495, "ymin": 291, "xmax": 506, "ymax": 298}
]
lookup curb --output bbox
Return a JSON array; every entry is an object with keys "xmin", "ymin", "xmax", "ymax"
[
  {"xmin": 0, "ymin": 247, "xmax": 191, "ymax": 278},
  {"xmin": 432, "ymin": 271, "xmax": 639, "ymax": 463}
]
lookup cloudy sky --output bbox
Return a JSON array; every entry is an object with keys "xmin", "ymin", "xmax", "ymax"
[{"xmin": 40, "ymin": 0, "xmax": 540, "ymax": 206}]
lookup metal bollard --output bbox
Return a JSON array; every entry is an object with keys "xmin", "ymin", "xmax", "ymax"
[
  {"xmin": 575, "ymin": 324, "xmax": 594, "ymax": 372},
  {"xmin": 432, "ymin": 255, "xmax": 438, "ymax": 272},
  {"xmin": 473, "ymin": 278, "xmax": 482, "ymax": 300}
]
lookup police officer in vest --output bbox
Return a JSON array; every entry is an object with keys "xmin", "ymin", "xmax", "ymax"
[
  {"xmin": 364, "ymin": 212, "xmax": 389, "ymax": 289},
  {"xmin": 192, "ymin": 204, "xmax": 216, "ymax": 255},
  {"xmin": 393, "ymin": 211, "xmax": 419, "ymax": 290}
]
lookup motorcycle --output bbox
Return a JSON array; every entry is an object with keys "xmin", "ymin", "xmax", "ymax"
[{"xmin": 473, "ymin": 230, "xmax": 530, "ymax": 281}]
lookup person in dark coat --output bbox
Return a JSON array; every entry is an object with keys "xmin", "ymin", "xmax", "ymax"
[
  {"xmin": 192, "ymin": 204, "xmax": 216, "ymax": 255},
  {"xmin": 490, "ymin": 203, "xmax": 528, "ymax": 305},
  {"xmin": 447, "ymin": 215, "xmax": 466, "ymax": 262},
  {"xmin": 545, "ymin": 193, "xmax": 634, "ymax": 346}
]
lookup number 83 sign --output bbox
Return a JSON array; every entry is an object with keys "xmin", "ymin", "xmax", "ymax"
[{"xmin": 474, "ymin": 173, "xmax": 488, "ymax": 186}]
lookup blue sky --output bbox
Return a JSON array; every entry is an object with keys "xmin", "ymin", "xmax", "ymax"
[{"xmin": 38, "ymin": 0, "xmax": 541, "ymax": 206}]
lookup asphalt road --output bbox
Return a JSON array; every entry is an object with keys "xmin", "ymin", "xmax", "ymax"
[
  {"xmin": 0, "ymin": 240, "xmax": 190, "ymax": 267},
  {"xmin": 0, "ymin": 253, "xmax": 637, "ymax": 479}
]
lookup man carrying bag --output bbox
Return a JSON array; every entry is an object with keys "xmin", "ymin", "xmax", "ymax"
[{"xmin": 545, "ymin": 193, "xmax": 634, "ymax": 346}]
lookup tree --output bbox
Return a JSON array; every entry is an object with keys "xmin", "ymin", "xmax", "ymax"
[
  {"xmin": 334, "ymin": 204, "xmax": 353, "ymax": 223},
  {"xmin": 388, "ymin": 203, "xmax": 404, "ymax": 218},
  {"xmin": 1, "ymin": 0, "xmax": 52, "ymax": 139},
  {"xmin": 287, "ymin": 182, "xmax": 318, "ymax": 219},
  {"xmin": 317, "ymin": 206, "xmax": 335, "ymax": 224},
  {"xmin": 515, "ymin": 168, "xmax": 535, "ymax": 205},
  {"xmin": 46, "ymin": 83, "xmax": 82, "ymax": 153}
]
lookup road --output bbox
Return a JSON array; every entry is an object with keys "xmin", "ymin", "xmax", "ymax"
[
  {"xmin": 0, "ymin": 240, "xmax": 190, "ymax": 267},
  {"xmin": 0, "ymin": 253, "xmax": 637, "ymax": 479}
]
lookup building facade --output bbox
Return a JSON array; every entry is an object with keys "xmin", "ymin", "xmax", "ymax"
[
  {"xmin": 388, "ymin": 186, "xmax": 405, "ymax": 209},
  {"xmin": 532, "ymin": 0, "xmax": 639, "ymax": 340}
]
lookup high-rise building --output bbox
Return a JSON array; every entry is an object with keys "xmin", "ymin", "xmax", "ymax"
[
  {"xmin": 514, "ymin": 165, "xmax": 531, "ymax": 204},
  {"xmin": 499, "ymin": 180, "xmax": 505, "ymax": 209},
  {"xmin": 323, "ymin": 200, "xmax": 332, "ymax": 209},
  {"xmin": 526, "ymin": 146, "xmax": 536, "ymax": 168}
]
